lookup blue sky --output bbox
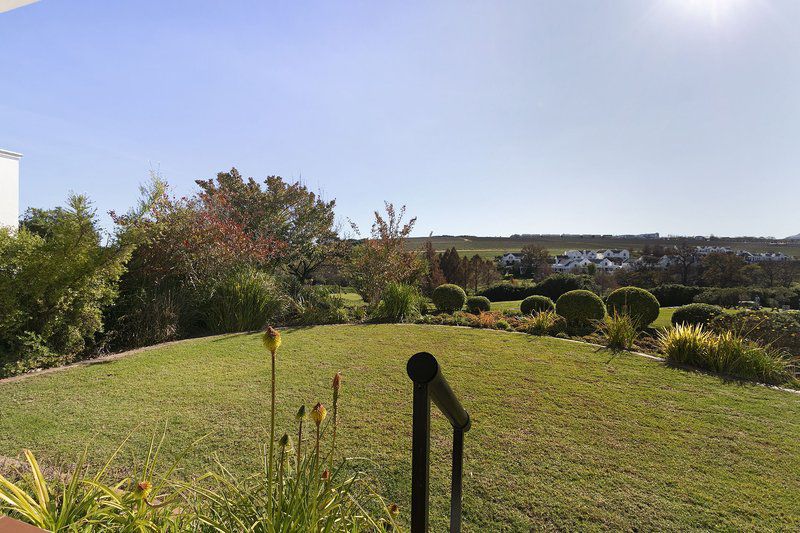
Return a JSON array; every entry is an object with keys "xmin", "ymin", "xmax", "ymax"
[{"xmin": 1, "ymin": 0, "xmax": 799, "ymax": 238}]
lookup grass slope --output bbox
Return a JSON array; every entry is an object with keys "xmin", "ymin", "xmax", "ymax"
[{"xmin": 1, "ymin": 325, "xmax": 798, "ymax": 530}]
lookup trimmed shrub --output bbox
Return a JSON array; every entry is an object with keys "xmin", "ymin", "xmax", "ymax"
[
  {"xmin": 671, "ymin": 303, "xmax": 724, "ymax": 327},
  {"xmin": 709, "ymin": 310, "xmax": 800, "ymax": 356},
  {"xmin": 606, "ymin": 287, "xmax": 660, "ymax": 327},
  {"xmin": 432, "ymin": 284, "xmax": 467, "ymax": 313},
  {"xmin": 466, "ymin": 296, "xmax": 491, "ymax": 314},
  {"xmin": 531, "ymin": 274, "xmax": 599, "ymax": 301},
  {"xmin": 651, "ymin": 284, "xmax": 703, "ymax": 307},
  {"xmin": 477, "ymin": 282, "xmax": 537, "ymax": 302},
  {"xmin": 373, "ymin": 282, "xmax": 422, "ymax": 322},
  {"xmin": 556, "ymin": 290, "xmax": 606, "ymax": 328},
  {"xmin": 520, "ymin": 295, "xmax": 555, "ymax": 315}
]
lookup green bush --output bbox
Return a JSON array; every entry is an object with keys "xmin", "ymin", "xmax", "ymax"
[
  {"xmin": 374, "ymin": 282, "xmax": 422, "ymax": 322},
  {"xmin": 0, "ymin": 197, "xmax": 131, "ymax": 378},
  {"xmin": 477, "ymin": 282, "xmax": 537, "ymax": 302},
  {"xmin": 605, "ymin": 287, "xmax": 660, "ymax": 327},
  {"xmin": 292, "ymin": 286, "xmax": 351, "ymax": 325},
  {"xmin": 520, "ymin": 295, "xmax": 555, "ymax": 315},
  {"xmin": 694, "ymin": 287, "xmax": 747, "ymax": 308},
  {"xmin": 671, "ymin": 303, "xmax": 724, "ymax": 327},
  {"xmin": 556, "ymin": 290, "xmax": 606, "ymax": 328},
  {"xmin": 709, "ymin": 310, "xmax": 800, "ymax": 356},
  {"xmin": 202, "ymin": 269, "xmax": 287, "ymax": 333},
  {"xmin": 531, "ymin": 274, "xmax": 599, "ymax": 301},
  {"xmin": 432, "ymin": 284, "xmax": 467, "ymax": 313},
  {"xmin": 658, "ymin": 325, "xmax": 795, "ymax": 385},
  {"xmin": 466, "ymin": 296, "xmax": 491, "ymax": 314},
  {"xmin": 651, "ymin": 284, "xmax": 703, "ymax": 307}
]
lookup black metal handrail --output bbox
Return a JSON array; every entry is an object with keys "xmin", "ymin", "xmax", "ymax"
[{"xmin": 407, "ymin": 352, "xmax": 471, "ymax": 533}]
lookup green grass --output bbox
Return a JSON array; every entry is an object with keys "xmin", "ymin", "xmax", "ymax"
[
  {"xmin": 1, "ymin": 325, "xmax": 799, "ymax": 530},
  {"xmin": 490, "ymin": 299, "xmax": 524, "ymax": 312},
  {"xmin": 652, "ymin": 307, "xmax": 676, "ymax": 329}
]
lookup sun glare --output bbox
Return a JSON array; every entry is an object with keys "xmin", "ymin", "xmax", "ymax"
[{"xmin": 669, "ymin": 0, "xmax": 753, "ymax": 26}]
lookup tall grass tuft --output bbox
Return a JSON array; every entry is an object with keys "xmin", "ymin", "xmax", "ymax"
[
  {"xmin": 373, "ymin": 282, "xmax": 422, "ymax": 323},
  {"xmin": 203, "ymin": 268, "xmax": 287, "ymax": 333},
  {"xmin": 522, "ymin": 310, "xmax": 564, "ymax": 336},
  {"xmin": 658, "ymin": 324, "xmax": 795, "ymax": 385},
  {"xmin": 595, "ymin": 311, "xmax": 639, "ymax": 352}
]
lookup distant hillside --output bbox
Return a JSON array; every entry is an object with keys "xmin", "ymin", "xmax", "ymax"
[
  {"xmin": 406, "ymin": 235, "xmax": 800, "ymax": 260},
  {"xmin": 786, "ymin": 233, "xmax": 800, "ymax": 240}
]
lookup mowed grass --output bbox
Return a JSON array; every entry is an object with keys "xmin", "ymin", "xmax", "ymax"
[{"xmin": 1, "ymin": 325, "xmax": 799, "ymax": 530}]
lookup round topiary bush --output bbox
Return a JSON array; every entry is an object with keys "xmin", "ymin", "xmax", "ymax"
[
  {"xmin": 432, "ymin": 284, "xmax": 467, "ymax": 314},
  {"xmin": 466, "ymin": 296, "xmax": 491, "ymax": 314},
  {"xmin": 520, "ymin": 295, "xmax": 555, "ymax": 315},
  {"xmin": 556, "ymin": 290, "xmax": 606, "ymax": 327},
  {"xmin": 605, "ymin": 287, "xmax": 660, "ymax": 327},
  {"xmin": 671, "ymin": 303, "xmax": 724, "ymax": 327}
]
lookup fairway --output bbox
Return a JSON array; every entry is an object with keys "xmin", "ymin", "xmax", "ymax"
[{"xmin": 1, "ymin": 325, "xmax": 798, "ymax": 530}]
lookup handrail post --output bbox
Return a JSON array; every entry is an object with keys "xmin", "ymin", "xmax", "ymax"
[
  {"xmin": 407, "ymin": 352, "xmax": 471, "ymax": 533},
  {"xmin": 411, "ymin": 380, "xmax": 431, "ymax": 532},
  {"xmin": 450, "ymin": 428, "xmax": 464, "ymax": 532}
]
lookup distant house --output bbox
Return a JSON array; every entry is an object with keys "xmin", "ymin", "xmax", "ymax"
[
  {"xmin": 498, "ymin": 252, "xmax": 524, "ymax": 268},
  {"xmin": 552, "ymin": 249, "xmax": 632, "ymax": 273},
  {"xmin": 738, "ymin": 251, "xmax": 792, "ymax": 263},
  {"xmin": 602, "ymin": 249, "xmax": 630, "ymax": 261},
  {"xmin": 696, "ymin": 246, "xmax": 732, "ymax": 255},
  {"xmin": 0, "ymin": 148, "xmax": 22, "ymax": 230}
]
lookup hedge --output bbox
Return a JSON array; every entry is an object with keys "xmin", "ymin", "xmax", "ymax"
[{"xmin": 650, "ymin": 284, "xmax": 703, "ymax": 307}]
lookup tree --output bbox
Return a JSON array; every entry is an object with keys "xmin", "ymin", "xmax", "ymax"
[
  {"xmin": 195, "ymin": 169, "xmax": 343, "ymax": 284},
  {"xmin": 469, "ymin": 254, "xmax": 483, "ymax": 292},
  {"xmin": 439, "ymin": 247, "xmax": 462, "ymax": 284},
  {"xmin": 701, "ymin": 253, "xmax": 747, "ymax": 288},
  {"xmin": 520, "ymin": 245, "xmax": 551, "ymax": 280},
  {"xmin": 421, "ymin": 240, "xmax": 446, "ymax": 295},
  {"xmin": 671, "ymin": 241, "xmax": 698, "ymax": 285},
  {"xmin": 347, "ymin": 203, "xmax": 425, "ymax": 303},
  {"xmin": 759, "ymin": 260, "xmax": 799, "ymax": 287},
  {"xmin": 1, "ymin": 195, "xmax": 132, "ymax": 368}
]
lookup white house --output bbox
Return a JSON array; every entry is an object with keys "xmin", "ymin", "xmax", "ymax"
[
  {"xmin": 696, "ymin": 246, "xmax": 732, "ymax": 255},
  {"xmin": 601, "ymin": 249, "xmax": 630, "ymax": 261},
  {"xmin": 498, "ymin": 252, "xmax": 523, "ymax": 268},
  {"xmin": 0, "ymin": 148, "xmax": 22, "ymax": 229}
]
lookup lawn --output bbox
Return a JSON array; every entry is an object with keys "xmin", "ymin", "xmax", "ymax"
[{"xmin": 1, "ymin": 325, "xmax": 798, "ymax": 530}]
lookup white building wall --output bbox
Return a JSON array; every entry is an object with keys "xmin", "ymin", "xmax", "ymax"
[{"xmin": 0, "ymin": 149, "xmax": 22, "ymax": 229}]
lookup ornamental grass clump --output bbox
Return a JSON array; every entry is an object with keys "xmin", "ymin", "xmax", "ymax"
[
  {"xmin": 522, "ymin": 310, "xmax": 565, "ymax": 336},
  {"xmin": 0, "ymin": 327, "xmax": 400, "ymax": 532},
  {"xmin": 657, "ymin": 324, "xmax": 796, "ymax": 385},
  {"xmin": 595, "ymin": 311, "xmax": 639, "ymax": 352}
]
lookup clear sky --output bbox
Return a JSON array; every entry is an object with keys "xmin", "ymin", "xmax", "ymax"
[{"xmin": 1, "ymin": 0, "xmax": 798, "ymax": 238}]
